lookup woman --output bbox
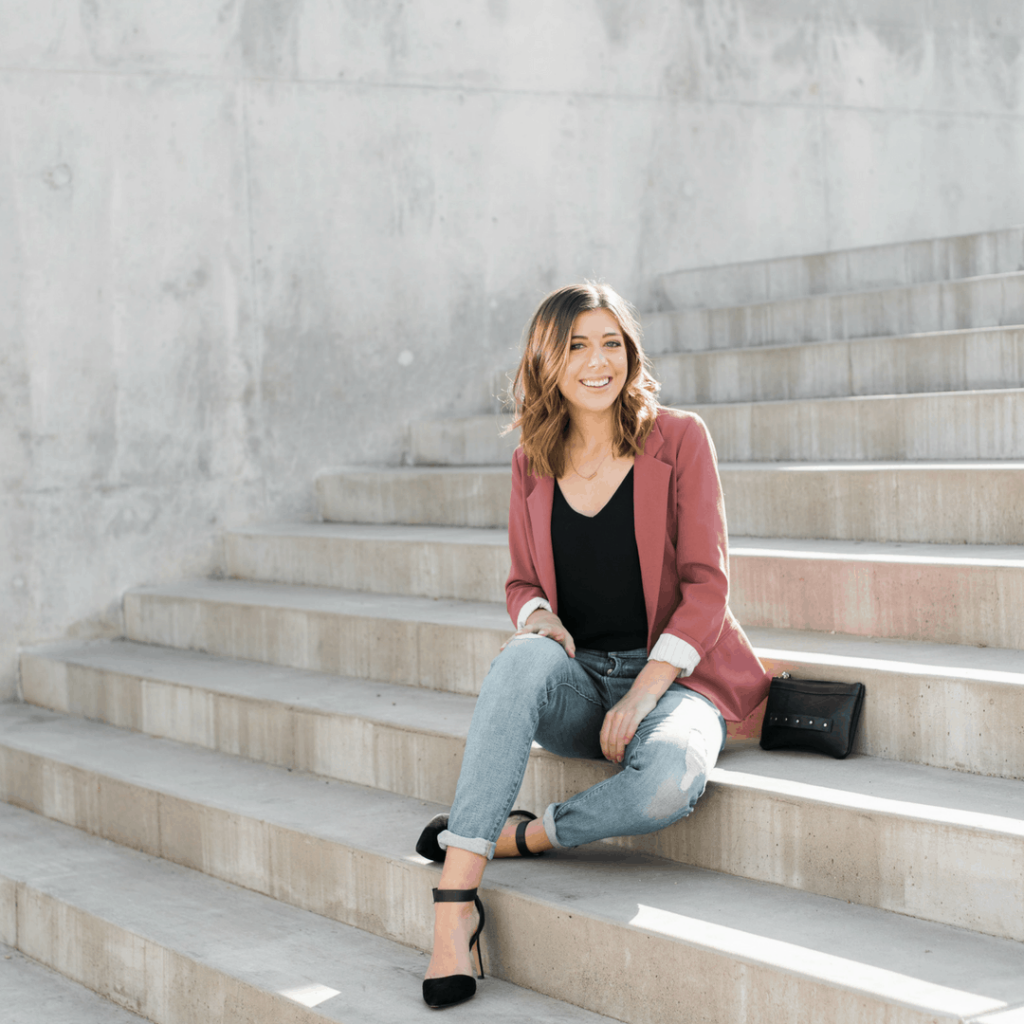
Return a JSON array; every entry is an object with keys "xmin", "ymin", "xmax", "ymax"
[{"xmin": 419, "ymin": 283, "xmax": 770, "ymax": 1009}]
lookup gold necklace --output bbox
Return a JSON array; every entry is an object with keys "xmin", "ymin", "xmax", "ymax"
[{"xmin": 568, "ymin": 445, "xmax": 611, "ymax": 481}]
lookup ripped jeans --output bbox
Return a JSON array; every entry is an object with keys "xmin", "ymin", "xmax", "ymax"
[{"xmin": 437, "ymin": 634, "xmax": 727, "ymax": 859}]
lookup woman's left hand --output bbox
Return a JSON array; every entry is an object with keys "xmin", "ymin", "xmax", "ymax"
[{"xmin": 599, "ymin": 660, "xmax": 680, "ymax": 764}]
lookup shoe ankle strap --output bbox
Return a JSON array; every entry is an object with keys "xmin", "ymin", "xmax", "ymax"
[{"xmin": 432, "ymin": 887, "xmax": 479, "ymax": 902}]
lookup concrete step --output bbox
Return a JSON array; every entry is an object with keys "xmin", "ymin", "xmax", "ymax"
[
  {"xmin": 411, "ymin": 390, "xmax": 1024, "ymax": 465},
  {"xmin": 651, "ymin": 325, "xmax": 1024, "ymax": 405},
  {"xmin": 718, "ymin": 461, "xmax": 1024, "ymax": 545},
  {"xmin": 728, "ymin": 537, "xmax": 1024, "ymax": 650},
  {"xmin": 316, "ymin": 465, "xmax": 515, "ymax": 528},
  {"xmin": 8, "ymin": 815, "xmax": 1024, "ymax": 1024},
  {"xmin": 317, "ymin": 463, "xmax": 1024, "ymax": 546},
  {"xmin": 21, "ymin": 634, "xmax": 1024, "ymax": 784},
  {"xmin": 642, "ymin": 271, "xmax": 1024, "ymax": 355},
  {"xmin": 2, "ymin": 705, "xmax": 1023, "ymax": 949},
  {"xmin": 222, "ymin": 525, "xmax": 1024, "ymax": 649},
  {"xmin": 0, "ymin": 943, "xmax": 149, "ymax": 1024},
  {"xmin": 13, "ymin": 648, "xmax": 1024, "ymax": 929},
  {"xmin": 122, "ymin": 579, "xmax": 509, "ymax": 696},
  {"xmin": 652, "ymin": 226, "xmax": 1024, "ymax": 310},
  {"xmin": 111, "ymin": 572, "xmax": 1024, "ymax": 775},
  {"xmin": 0, "ymin": 805, "xmax": 607, "ymax": 1024}
]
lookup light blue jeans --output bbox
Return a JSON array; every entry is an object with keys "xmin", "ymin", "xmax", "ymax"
[{"xmin": 437, "ymin": 633, "xmax": 727, "ymax": 858}]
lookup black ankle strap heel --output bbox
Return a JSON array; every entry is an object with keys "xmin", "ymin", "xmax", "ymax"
[{"xmin": 422, "ymin": 887, "xmax": 487, "ymax": 1009}]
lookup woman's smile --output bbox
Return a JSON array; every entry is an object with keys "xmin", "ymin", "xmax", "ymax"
[{"xmin": 558, "ymin": 308, "xmax": 628, "ymax": 413}]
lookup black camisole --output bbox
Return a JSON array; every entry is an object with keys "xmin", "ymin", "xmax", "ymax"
[{"xmin": 551, "ymin": 467, "xmax": 648, "ymax": 653}]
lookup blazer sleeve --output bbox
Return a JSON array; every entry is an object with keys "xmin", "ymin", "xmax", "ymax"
[
  {"xmin": 659, "ymin": 414, "xmax": 730, "ymax": 658},
  {"xmin": 505, "ymin": 449, "xmax": 548, "ymax": 628}
]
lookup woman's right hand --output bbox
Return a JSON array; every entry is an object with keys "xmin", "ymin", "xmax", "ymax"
[{"xmin": 502, "ymin": 610, "xmax": 576, "ymax": 657}]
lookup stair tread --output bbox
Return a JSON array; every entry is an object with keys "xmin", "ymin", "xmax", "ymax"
[
  {"xmin": 0, "ymin": 804, "xmax": 612, "ymax": 1024},
  {"xmin": 12, "ymin": 653, "xmax": 1024, "ymax": 823},
  {"xmin": 229, "ymin": 521, "xmax": 1024, "ymax": 566},
  {"xmin": 120, "ymin": 584, "xmax": 1024, "ymax": 682},
  {"xmin": 654, "ymin": 227, "xmax": 1024, "ymax": 309},
  {"xmin": 647, "ymin": 268, "xmax": 1024, "ymax": 316},
  {"xmin": 687, "ymin": 385, "xmax": 1024, "ymax": 410},
  {"xmin": 0, "ymin": 944, "xmax": 148, "ymax": 1024},
  {"xmin": 1, "ymin": 723, "xmax": 1023, "ymax": 1018},
  {"xmin": 130, "ymin": 577, "xmax": 509, "ymax": 624},
  {"xmin": 748, "ymin": 627, "xmax": 1024, "ymax": 683},
  {"xmin": 652, "ymin": 321, "xmax": 1024, "ymax": 355}
]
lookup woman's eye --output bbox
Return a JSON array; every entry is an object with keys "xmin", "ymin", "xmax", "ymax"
[
  {"xmin": 570, "ymin": 342, "xmax": 584, "ymax": 350},
  {"xmin": 605, "ymin": 339, "xmax": 622, "ymax": 347}
]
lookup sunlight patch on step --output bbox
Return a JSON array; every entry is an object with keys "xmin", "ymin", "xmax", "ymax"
[
  {"xmin": 754, "ymin": 646, "xmax": 1024, "ymax": 686},
  {"xmin": 629, "ymin": 904, "xmax": 1006, "ymax": 1017},
  {"xmin": 708, "ymin": 769, "xmax": 1024, "ymax": 832},
  {"xmin": 279, "ymin": 983, "xmax": 341, "ymax": 1007}
]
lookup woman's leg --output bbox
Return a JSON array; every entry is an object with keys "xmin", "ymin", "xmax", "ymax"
[
  {"xmin": 438, "ymin": 633, "xmax": 606, "ymax": 858},
  {"xmin": 540, "ymin": 681, "xmax": 726, "ymax": 849},
  {"xmin": 424, "ymin": 847, "xmax": 486, "ymax": 981},
  {"xmin": 425, "ymin": 635, "xmax": 604, "ymax": 982}
]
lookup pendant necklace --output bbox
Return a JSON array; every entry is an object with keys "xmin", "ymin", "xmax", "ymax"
[{"xmin": 569, "ymin": 446, "xmax": 611, "ymax": 481}]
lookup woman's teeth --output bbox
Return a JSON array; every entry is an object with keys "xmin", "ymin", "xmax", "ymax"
[{"xmin": 581, "ymin": 378, "xmax": 611, "ymax": 388}]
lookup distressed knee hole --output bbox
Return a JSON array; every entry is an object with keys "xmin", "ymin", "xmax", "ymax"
[{"xmin": 643, "ymin": 735, "xmax": 709, "ymax": 821}]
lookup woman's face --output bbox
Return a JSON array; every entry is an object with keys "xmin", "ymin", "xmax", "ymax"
[{"xmin": 556, "ymin": 307, "xmax": 629, "ymax": 417}]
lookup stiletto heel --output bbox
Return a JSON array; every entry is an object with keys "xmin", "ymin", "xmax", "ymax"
[{"xmin": 422, "ymin": 888, "xmax": 486, "ymax": 1009}]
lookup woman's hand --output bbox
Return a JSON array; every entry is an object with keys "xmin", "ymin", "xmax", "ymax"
[
  {"xmin": 502, "ymin": 610, "xmax": 576, "ymax": 657},
  {"xmin": 600, "ymin": 660, "xmax": 679, "ymax": 763}
]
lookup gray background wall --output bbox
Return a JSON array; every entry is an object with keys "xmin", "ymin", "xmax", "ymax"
[{"xmin": 2, "ymin": 0, "xmax": 1024, "ymax": 699}]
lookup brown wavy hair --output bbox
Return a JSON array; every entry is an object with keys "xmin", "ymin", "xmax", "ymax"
[{"xmin": 507, "ymin": 282, "xmax": 660, "ymax": 478}]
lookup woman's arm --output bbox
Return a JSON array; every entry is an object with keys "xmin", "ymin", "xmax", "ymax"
[
  {"xmin": 505, "ymin": 449, "xmax": 549, "ymax": 626},
  {"xmin": 656, "ymin": 413, "xmax": 730, "ymax": 661},
  {"xmin": 600, "ymin": 659, "xmax": 678, "ymax": 763}
]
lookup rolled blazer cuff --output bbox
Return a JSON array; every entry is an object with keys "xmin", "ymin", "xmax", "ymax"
[
  {"xmin": 516, "ymin": 596, "xmax": 552, "ymax": 630},
  {"xmin": 649, "ymin": 633, "xmax": 702, "ymax": 677}
]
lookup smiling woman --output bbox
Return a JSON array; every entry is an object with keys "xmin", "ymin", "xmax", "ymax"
[
  {"xmin": 416, "ymin": 282, "xmax": 771, "ymax": 1010},
  {"xmin": 510, "ymin": 283, "xmax": 660, "ymax": 481}
]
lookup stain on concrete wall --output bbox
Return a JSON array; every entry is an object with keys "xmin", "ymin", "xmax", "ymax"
[{"xmin": 1, "ymin": 0, "xmax": 1024, "ymax": 699}]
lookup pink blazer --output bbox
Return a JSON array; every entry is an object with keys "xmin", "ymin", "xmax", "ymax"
[{"xmin": 506, "ymin": 408, "xmax": 770, "ymax": 723}]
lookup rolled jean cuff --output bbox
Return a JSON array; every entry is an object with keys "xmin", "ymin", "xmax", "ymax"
[
  {"xmin": 437, "ymin": 829, "xmax": 495, "ymax": 860},
  {"xmin": 542, "ymin": 804, "xmax": 567, "ymax": 850}
]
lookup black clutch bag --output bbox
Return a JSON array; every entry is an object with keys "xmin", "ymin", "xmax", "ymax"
[{"xmin": 759, "ymin": 673, "xmax": 865, "ymax": 759}]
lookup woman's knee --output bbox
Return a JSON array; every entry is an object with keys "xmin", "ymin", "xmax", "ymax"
[
  {"xmin": 479, "ymin": 635, "xmax": 569, "ymax": 703},
  {"xmin": 626, "ymin": 730, "xmax": 712, "ymax": 830}
]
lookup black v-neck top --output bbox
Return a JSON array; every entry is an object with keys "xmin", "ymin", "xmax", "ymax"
[{"xmin": 551, "ymin": 467, "xmax": 648, "ymax": 653}]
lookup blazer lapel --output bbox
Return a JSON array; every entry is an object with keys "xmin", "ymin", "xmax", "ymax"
[
  {"xmin": 527, "ymin": 475, "xmax": 558, "ymax": 612},
  {"xmin": 634, "ymin": 423, "xmax": 671, "ymax": 640}
]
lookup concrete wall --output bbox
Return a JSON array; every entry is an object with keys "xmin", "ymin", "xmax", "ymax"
[{"xmin": 2, "ymin": 0, "xmax": 1024, "ymax": 699}]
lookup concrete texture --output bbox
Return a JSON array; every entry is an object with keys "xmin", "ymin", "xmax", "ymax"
[
  {"xmin": 654, "ymin": 226, "xmax": 1024, "ymax": 309},
  {"xmin": 17, "ymin": 631, "xmax": 1024, "ymax": 783},
  {"xmin": 8, "ymin": 662, "xmax": 1024, "ymax": 940},
  {"xmin": 317, "ymin": 465, "xmax": 514, "ymax": 528},
  {"xmin": 226, "ymin": 522, "xmax": 511, "ymax": 603},
  {"xmin": 1, "ymin": 701, "xmax": 1023, "ymax": 945},
  {"xmin": 19, "ymin": 634, "xmax": 1024, "ymax": 784},
  {"xmin": 0, "ymin": 943, "xmax": 149, "ymax": 1024},
  {"xmin": 219, "ymin": 520, "xmax": 1024, "ymax": 648},
  {"xmin": 411, "ymin": 390, "xmax": 1024, "ymax": 465},
  {"xmin": 5, "ymin": 1, "xmax": 1024, "ymax": 699},
  {"xmin": 3, "ymin": 755, "xmax": 1024, "ymax": 1024},
  {"xmin": 317, "ymin": 463, "xmax": 1024, "ymax": 545},
  {"xmin": 643, "ymin": 272, "xmax": 1024, "ymax": 354},
  {"xmin": 720, "ymin": 462, "xmax": 1024, "ymax": 544},
  {"xmin": 651, "ymin": 326, "xmax": 1024, "ymax": 406},
  {"xmin": 0, "ymin": 808, "xmax": 611, "ymax": 1024},
  {"xmin": 730, "ymin": 537, "xmax": 1024, "ymax": 649},
  {"xmin": 123, "ymin": 579, "xmax": 510, "ymax": 694}
]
